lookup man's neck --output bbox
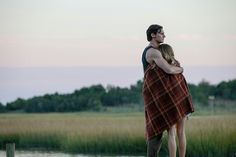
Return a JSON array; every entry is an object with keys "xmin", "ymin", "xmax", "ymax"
[{"xmin": 149, "ymin": 41, "xmax": 160, "ymax": 48}]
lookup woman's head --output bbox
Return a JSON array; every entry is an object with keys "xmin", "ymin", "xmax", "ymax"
[{"xmin": 158, "ymin": 44, "xmax": 175, "ymax": 64}]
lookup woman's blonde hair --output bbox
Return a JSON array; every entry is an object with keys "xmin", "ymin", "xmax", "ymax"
[{"xmin": 158, "ymin": 44, "xmax": 177, "ymax": 64}]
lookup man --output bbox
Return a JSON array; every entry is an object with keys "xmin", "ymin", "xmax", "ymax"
[{"xmin": 142, "ymin": 24, "xmax": 184, "ymax": 157}]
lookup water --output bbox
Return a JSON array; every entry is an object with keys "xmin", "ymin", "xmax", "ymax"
[
  {"xmin": 0, "ymin": 151, "xmax": 71, "ymax": 157},
  {"xmin": 0, "ymin": 150, "xmax": 143, "ymax": 157}
]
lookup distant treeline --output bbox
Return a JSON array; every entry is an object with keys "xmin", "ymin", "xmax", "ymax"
[{"xmin": 0, "ymin": 79, "xmax": 235, "ymax": 113}]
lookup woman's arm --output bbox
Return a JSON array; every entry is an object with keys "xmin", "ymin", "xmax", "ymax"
[{"xmin": 146, "ymin": 48, "xmax": 183, "ymax": 74}]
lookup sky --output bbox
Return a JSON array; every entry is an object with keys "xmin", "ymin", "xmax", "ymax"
[
  {"xmin": 1, "ymin": 0, "xmax": 236, "ymax": 104},
  {"xmin": 1, "ymin": 0, "xmax": 236, "ymax": 67}
]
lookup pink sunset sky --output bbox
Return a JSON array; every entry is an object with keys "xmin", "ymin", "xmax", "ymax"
[{"xmin": 0, "ymin": 0, "xmax": 236, "ymax": 67}]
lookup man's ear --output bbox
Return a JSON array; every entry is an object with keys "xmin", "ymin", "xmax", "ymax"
[{"xmin": 151, "ymin": 33, "xmax": 156, "ymax": 38}]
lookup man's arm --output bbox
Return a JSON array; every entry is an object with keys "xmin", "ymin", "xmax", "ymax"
[{"xmin": 146, "ymin": 48, "xmax": 183, "ymax": 74}]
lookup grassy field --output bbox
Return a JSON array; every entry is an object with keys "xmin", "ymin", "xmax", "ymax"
[{"xmin": 0, "ymin": 112, "xmax": 235, "ymax": 157}]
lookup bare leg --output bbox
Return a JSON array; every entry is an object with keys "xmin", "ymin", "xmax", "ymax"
[
  {"xmin": 168, "ymin": 125, "xmax": 176, "ymax": 157},
  {"xmin": 176, "ymin": 117, "xmax": 187, "ymax": 157}
]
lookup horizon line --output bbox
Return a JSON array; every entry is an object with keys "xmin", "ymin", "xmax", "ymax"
[{"xmin": 1, "ymin": 65, "xmax": 236, "ymax": 68}]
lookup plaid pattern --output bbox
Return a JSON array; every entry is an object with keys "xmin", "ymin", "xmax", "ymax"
[{"xmin": 143, "ymin": 64, "xmax": 194, "ymax": 140}]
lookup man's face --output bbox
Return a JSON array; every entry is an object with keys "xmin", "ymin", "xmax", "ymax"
[{"xmin": 152, "ymin": 29, "xmax": 165, "ymax": 43}]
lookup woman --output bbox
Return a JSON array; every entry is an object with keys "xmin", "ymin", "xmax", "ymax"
[{"xmin": 159, "ymin": 43, "xmax": 193, "ymax": 157}]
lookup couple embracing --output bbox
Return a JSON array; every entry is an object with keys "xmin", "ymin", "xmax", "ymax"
[{"xmin": 142, "ymin": 24, "xmax": 195, "ymax": 157}]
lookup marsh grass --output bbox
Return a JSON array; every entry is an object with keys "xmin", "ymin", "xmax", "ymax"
[{"xmin": 0, "ymin": 113, "xmax": 235, "ymax": 156}]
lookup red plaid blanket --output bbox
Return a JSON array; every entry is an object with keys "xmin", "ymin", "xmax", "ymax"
[{"xmin": 143, "ymin": 64, "xmax": 194, "ymax": 140}]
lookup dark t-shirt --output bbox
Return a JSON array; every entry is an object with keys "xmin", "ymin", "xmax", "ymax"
[{"xmin": 142, "ymin": 46, "xmax": 154, "ymax": 72}]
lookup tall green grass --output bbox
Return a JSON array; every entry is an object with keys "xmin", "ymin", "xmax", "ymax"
[
  {"xmin": 0, "ymin": 113, "xmax": 235, "ymax": 156},
  {"xmin": 185, "ymin": 115, "xmax": 236, "ymax": 157}
]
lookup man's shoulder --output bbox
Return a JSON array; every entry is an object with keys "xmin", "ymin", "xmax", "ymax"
[
  {"xmin": 146, "ymin": 46, "xmax": 160, "ymax": 55},
  {"xmin": 144, "ymin": 46, "xmax": 156, "ymax": 54}
]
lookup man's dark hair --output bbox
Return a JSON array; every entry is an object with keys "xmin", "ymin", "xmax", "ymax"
[{"xmin": 146, "ymin": 24, "xmax": 163, "ymax": 41}]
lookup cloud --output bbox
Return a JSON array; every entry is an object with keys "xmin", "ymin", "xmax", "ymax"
[
  {"xmin": 175, "ymin": 34, "xmax": 205, "ymax": 41},
  {"xmin": 223, "ymin": 34, "xmax": 236, "ymax": 41}
]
